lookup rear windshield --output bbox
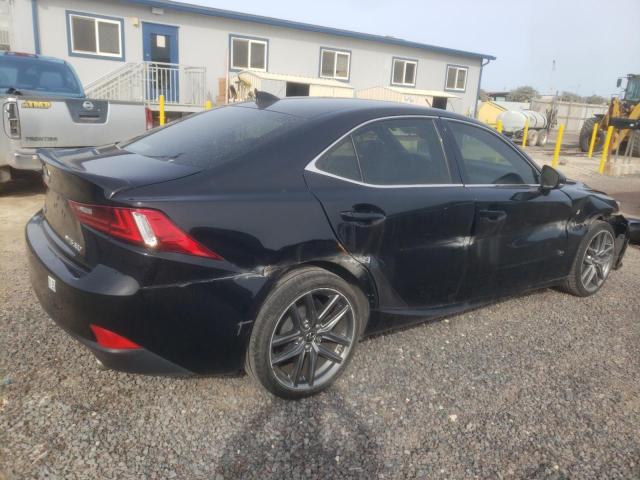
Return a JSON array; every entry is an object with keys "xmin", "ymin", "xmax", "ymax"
[
  {"xmin": 0, "ymin": 55, "xmax": 84, "ymax": 97},
  {"xmin": 122, "ymin": 105, "xmax": 301, "ymax": 169}
]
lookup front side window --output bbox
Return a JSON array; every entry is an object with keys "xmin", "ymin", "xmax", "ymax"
[
  {"xmin": 351, "ymin": 118, "xmax": 451, "ymax": 185},
  {"xmin": 320, "ymin": 49, "xmax": 350, "ymax": 80},
  {"xmin": 68, "ymin": 12, "xmax": 123, "ymax": 59},
  {"xmin": 391, "ymin": 58, "xmax": 417, "ymax": 87},
  {"xmin": 445, "ymin": 65, "xmax": 468, "ymax": 91},
  {"xmin": 447, "ymin": 121, "xmax": 538, "ymax": 185},
  {"xmin": 231, "ymin": 37, "xmax": 267, "ymax": 71}
]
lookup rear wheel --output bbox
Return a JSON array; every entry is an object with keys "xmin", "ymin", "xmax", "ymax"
[
  {"xmin": 527, "ymin": 129, "xmax": 539, "ymax": 147},
  {"xmin": 579, "ymin": 117, "xmax": 602, "ymax": 153},
  {"xmin": 562, "ymin": 221, "xmax": 615, "ymax": 296},
  {"xmin": 246, "ymin": 267, "xmax": 366, "ymax": 399}
]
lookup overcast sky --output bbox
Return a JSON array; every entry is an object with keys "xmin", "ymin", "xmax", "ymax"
[{"xmin": 176, "ymin": 0, "xmax": 639, "ymax": 96}]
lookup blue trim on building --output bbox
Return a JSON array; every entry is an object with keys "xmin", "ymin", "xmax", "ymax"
[
  {"xmin": 444, "ymin": 64, "xmax": 469, "ymax": 92},
  {"xmin": 228, "ymin": 34, "xmax": 269, "ymax": 72},
  {"xmin": 31, "ymin": 0, "xmax": 41, "ymax": 54},
  {"xmin": 65, "ymin": 10, "xmax": 126, "ymax": 61},
  {"xmin": 318, "ymin": 47, "xmax": 351, "ymax": 83},
  {"xmin": 390, "ymin": 56, "xmax": 418, "ymax": 88},
  {"xmin": 121, "ymin": 0, "xmax": 495, "ymax": 61}
]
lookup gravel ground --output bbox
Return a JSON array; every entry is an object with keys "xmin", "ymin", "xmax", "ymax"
[{"xmin": 1, "ymin": 172, "xmax": 640, "ymax": 479}]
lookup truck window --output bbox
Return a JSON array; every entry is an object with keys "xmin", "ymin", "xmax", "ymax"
[{"xmin": 0, "ymin": 54, "xmax": 84, "ymax": 97}]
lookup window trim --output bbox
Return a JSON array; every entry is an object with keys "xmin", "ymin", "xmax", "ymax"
[
  {"xmin": 443, "ymin": 118, "xmax": 541, "ymax": 187},
  {"xmin": 318, "ymin": 47, "xmax": 351, "ymax": 81},
  {"xmin": 444, "ymin": 64, "xmax": 469, "ymax": 92},
  {"xmin": 390, "ymin": 57, "xmax": 418, "ymax": 87},
  {"xmin": 229, "ymin": 34, "xmax": 269, "ymax": 72},
  {"xmin": 66, "ymin": 10, "xmax": 125, "ymax": 61},
  {"xmin": 305, "ymin": 115, "xmax": 462, "ymax": 188}
]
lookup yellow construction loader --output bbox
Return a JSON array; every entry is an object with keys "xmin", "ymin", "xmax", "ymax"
[{"xmin": 579, "ymin": 74, "xmax": 640, "ymax": 156}]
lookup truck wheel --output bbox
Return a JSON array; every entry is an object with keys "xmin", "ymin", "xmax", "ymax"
[
  {"xmin": 630, "ymin": 131, "xmax": 640, "ymax": 158},
  {"xmin": 527, "ymin": 129, "xmax": 539, "ymax": 147},
  {"xmin": 579, "ymin": 117, "xmax": 602, "ymax": 152},
  {"xmin": 536, "ymin": 129, "xmax": 548, "ymax": 146}
]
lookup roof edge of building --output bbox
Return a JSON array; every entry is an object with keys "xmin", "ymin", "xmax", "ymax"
[{"xmin": 121, "ymin": 0, "xmax": 497, "ymax": 61}]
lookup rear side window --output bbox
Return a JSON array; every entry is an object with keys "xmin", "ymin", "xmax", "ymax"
[
  {"xmin": 447, "ymin": 121, "xmax": 538, "ymax": 185},
  {"xmin": 352, "ymin": 118, "xmax": 451, "ymax": 185},
  {"xmin": 315, "ymin": 137, "xmax": 361, "ymax": 181},
  {"xmin": 123, "ymin": 106, "xmax": 299, "ymax": 169}
]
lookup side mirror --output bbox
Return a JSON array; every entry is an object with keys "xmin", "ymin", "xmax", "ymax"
[
  {"xmin": 616, "ymin": 78, "xmax": 622, "ymax": 88},
  {"xmin": 540, "ymin": 165, "xmax": 565, "ymax": 191}
]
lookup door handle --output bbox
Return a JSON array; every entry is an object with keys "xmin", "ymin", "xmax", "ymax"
[
  {"xmin": 478, "ymin": 209, "xmax": 507, "ymax": 222},
  {"xmin": 340, "ymin": 210, "xmax": 386, "ymax": 225}
]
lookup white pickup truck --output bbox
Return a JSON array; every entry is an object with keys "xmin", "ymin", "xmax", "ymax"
[{"xmin": 0, "ymin": 51, "xmax": 149, "ymax": 183}]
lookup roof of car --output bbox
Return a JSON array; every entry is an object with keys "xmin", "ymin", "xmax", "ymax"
[
  {"xmin": 234, "ymin": 96, "xmax": 472, "ymax": 122},
  {"xmin": 0, "ymin": 51, "xmax": 68, "ymax": 64}
]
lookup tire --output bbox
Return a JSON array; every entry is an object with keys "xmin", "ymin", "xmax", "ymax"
[
  {"xmin": 246, "ymin": 267, "xmax": 366, "ymax": 399},
  {"xmin": 536, "ymin": 129, "xmax": 548, "ymax": 146},
  {"xmin": 579, "ymin": 117, "xmax": 602, "ymax": 153},
  {"xmin": 562, "ymin": 221, "xmax": 616, "ymax": 297},
  {"xmin": 527, "ymin": 129, "xmax": 539, "ymax": 147},
  {"xmin": 630, "ymin": 130, "xmax": 640, "ymax": 158}
]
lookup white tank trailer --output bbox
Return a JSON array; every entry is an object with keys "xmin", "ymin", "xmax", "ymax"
[{"xmin": 497, "ymin": 109, "xmax": 549, "ymax": 146}]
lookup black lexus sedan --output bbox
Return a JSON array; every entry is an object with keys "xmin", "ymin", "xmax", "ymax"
[{"xmin": 27, "ymin": 97, "xmax": 630, "ymax": 399}]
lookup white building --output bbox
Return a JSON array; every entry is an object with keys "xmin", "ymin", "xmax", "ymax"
[{"xmin": 2, "ymin": 0, "xmax": 495, "ymax": 116}]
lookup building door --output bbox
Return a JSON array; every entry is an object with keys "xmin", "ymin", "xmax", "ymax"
[
  {"xmin": 432, "ymin": 96, "xmax": 448, "ymax": 109},
  {"xmin": 286, "ymin": 82, "xmax": 310, "ymax": 97},
  {"xmin": 142, "ymin": 23, "xmax": 179, "ymax": 103}
]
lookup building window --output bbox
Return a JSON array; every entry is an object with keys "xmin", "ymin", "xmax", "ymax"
[
  {"xmin": 445, "ymin": 65, "xmax": 468, "ymax": 91},
  {"xmin": 391, "ymin": 58, "xmax": 417, "ymax": 87},
  {"xmin": 230, "ymin": 36, "xmax": 267, "ymax": 71},
  {"xmin": 320, "ymin": 48, "xmax": 350, "ymax": 80},
  {"xmin": 67, "ymin": 12, "xmax": 123, "ymax": 59}
]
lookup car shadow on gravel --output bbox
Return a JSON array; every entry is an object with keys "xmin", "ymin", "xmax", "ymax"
[
  {"xmin": 214, "ymin": 392, "xmax": 383, "ymax": 479},
  {"xmin": 0, "ymin": 176, "xmax": 45, "ymax": 197}
]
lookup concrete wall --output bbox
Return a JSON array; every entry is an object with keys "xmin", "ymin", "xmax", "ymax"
[
  {"xmin": 14, "ymin": 0, "xmax": 483, "ymax": 114},
  {"xmin": 530, "ymin": 99, "xmax": 608, "ymax": 132}
]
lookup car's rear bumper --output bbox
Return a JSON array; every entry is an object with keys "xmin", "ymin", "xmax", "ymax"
[{"xmin": 26, "ymin": 211, "xmax": 268, "ymax": 375}]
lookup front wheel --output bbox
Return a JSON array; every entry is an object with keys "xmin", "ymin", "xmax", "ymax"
[
  {"xmin": 579, "ymin": 117, "xmax": 602, "ymax": 153},
  {"xmin": 562, "ymin": 221, "xmax": 615, "ymax": 296},
  {"xmin": 246, "ymin": 267, "xmax": 366, "ymax": 399}
]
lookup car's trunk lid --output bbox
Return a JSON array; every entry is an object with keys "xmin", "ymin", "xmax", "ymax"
[{"xmin": 40, "ymin": 145, "xmax": 201, "ymax": 263}]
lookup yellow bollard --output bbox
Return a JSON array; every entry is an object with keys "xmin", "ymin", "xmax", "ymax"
[
  {"xmin": 552, "ymin": 124, "xmax": 565, "ymax": 168},
  {"xmin": 587, "ymin": 122, "xmax": 599, "ymax": 158},
  {"xmin": 496, "ymin": 120, "xmax": 503, "ymax": 134},
  {"xmin": 599, "ymin": 126, "xmax": 614, "ymax": 174},
  {"xmin": 205, "ymin": 100, "xmax": 212, "ymax": 110},
  {"xmin": 159, "ymin": 94, "xmax": 165, "ymax": 126},
  {"xmin": 521, "ymin": 119, "xmax": 529, "ymax": 148}
]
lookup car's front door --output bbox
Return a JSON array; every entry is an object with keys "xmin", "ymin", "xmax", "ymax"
[
  {"xmin": 442, "ymin": 119, "xmax": 573, "ymax": 301},
  {"xmin": 304, "ymin": 117, "xmax": 475, "ymax": 319}
]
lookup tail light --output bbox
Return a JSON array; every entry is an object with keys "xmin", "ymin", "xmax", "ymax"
[
  {"xmin": 145, "ymin": 107, "xmax": 153, "ymax": 130},
  {"xmin": 3, "ymin": 100, "xmax": 21, "ymax": 139},
  {"xmin": 68, "ymin": 201, "xmax": 222, "ymax": 260},
  {"xmin": 90, "ymin": 324, "xmax": 141, "ymax": 350}
]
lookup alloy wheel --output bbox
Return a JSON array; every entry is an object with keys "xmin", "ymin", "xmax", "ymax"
[
  {"xmin": 269, "ymin": 288, "xmax": 356, "ymax": 391},
  {"xmin": 581, "ymin": 230, "xmax": 614, "ymax": 292}
]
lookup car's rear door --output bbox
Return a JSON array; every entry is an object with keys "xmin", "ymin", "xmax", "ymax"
[
  {"xmin": 304, "ymin": 116, "xmax": 475, "ymax": 315},
  {"xmin": 441, "ymin": 119, "xmax": 573, "ymax": 301}
]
